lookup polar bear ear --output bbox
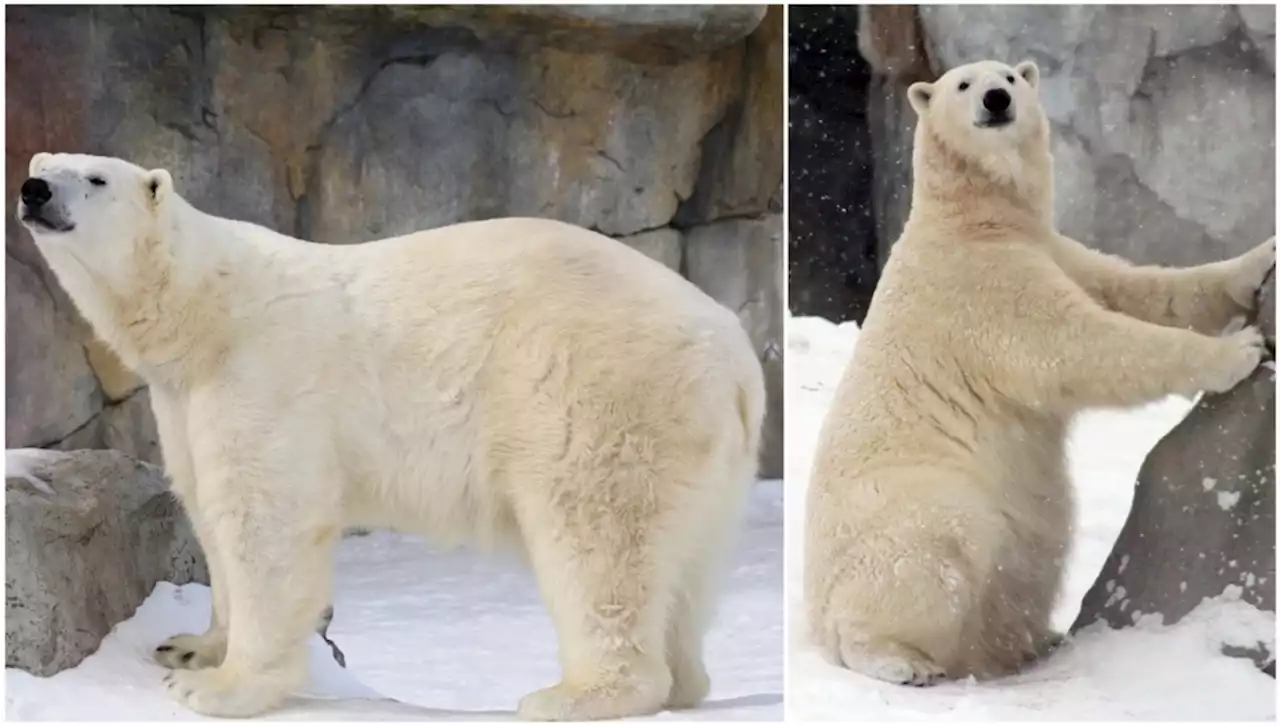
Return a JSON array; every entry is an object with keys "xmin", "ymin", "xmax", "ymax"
[
  {"xmin": 907, "ymin": 81, "xmax": 934, "ymax": 115},
  {"xmin": 1015, "ymin": 60, "xmax": 1040, "ymax": 89},
  {"xmin": 28, "ymin": 152, "xmax": 51, "ymax": 176},
  {"xmin": 145, "ymin": 169, "xmax": 173, "ymax": 206}
]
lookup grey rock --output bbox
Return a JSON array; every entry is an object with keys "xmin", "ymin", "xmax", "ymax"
[
  {"xmin": 686, "ymin": 215, "xmax": 784, "ymax": 479},
  {"xmin": 1238, "ymin": 5, "xmax": 1277, "ymax": 69},
  {"xmin": 1073, "ymin": 273, "xmax": 1276, "ymax": 670},
  {"xmin": 5, "ymin": 239, "xmax": 102, "ymax": 450},
  {"xmin": 616, "ymin": 228, "xmax": 683, "ymax": 271},
  {"xmin": 402, "ymin": 5, "xmax": 768, "ymax": 63},
  {"xmin": 5, "ymin": 449, "xmax": 207, "ymax": 676},
  {"xmin": 674, "ymin": 7, "xmax": 783, "ymax": 225}
]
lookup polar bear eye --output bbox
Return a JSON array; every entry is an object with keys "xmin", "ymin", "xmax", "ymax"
[
  {"xmin": 88, "ymin": 176, "xmax": 107, "ymax": 187},
  {"xmin": 1006, "ymin": 74, "xmax": 1016, "ymax": 84},
  {"xmin": 958, "ymin": 81, "xmax": 970, "ymax": 92}
]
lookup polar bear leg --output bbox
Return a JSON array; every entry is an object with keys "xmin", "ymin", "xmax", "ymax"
[
  {"xmin": 513, "ymin": 472, "xmax": 682, "ymax": 720},
  {"xmin": 821, "ymin": 476, "xmax": 999, "ymax": 684},
  {"xmin": 155, "ymin": 511, "xmax": 229, "ymax": 670},
  {"xmin": 662, "ymin": 558, "xmax": 716, "ymax": 710},
  {"xmin": 163, "ymin": 470, "xmax": 339, "ymax": 717},
  {"xmin": 151, "ymin": 393, "xmax": 231, "ymax": 671},
  {"xmin": 662, "ymin": 472, "xmax": 749, "ymax": 710}
]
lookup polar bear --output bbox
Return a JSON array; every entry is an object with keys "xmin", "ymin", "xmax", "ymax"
[
  {"xmin": 804, "ymin": 59, "xmax": 1275, "ymax": 686},
  {"xmin": 17, "ymin": 152, "xmax": 766, "ymax": 719}
]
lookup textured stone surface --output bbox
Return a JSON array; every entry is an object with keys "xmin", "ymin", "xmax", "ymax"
[
  {"xmin": 5, "ymin": 449, "xmax": 207, "ymax": 676},
  {"xmin": 1073, "ymin": 273, "xmax": 1276, "ymax": 670},
  {"xmin": 371, "ymin": 5, "xmax": 767, "ymax": 63},
  {"xmin": 686, "ymin": 215, "xmax": 784, "ymax": 478},
  {"xmin": 5, "ymin": 234, "xmax": 102, "ymax": 450},
  {"xmin": 618, "ymin": 228, "xmax": 683, "ymax": 271},
  {"xmin": 675, "ymin": 6, "xmax": 784, "ymax": 226},
  {"xmin": 5, "ymin": 6, "xmax": 783, "ymax": 471}
]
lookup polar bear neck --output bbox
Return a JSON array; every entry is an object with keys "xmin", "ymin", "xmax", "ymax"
[
  {"xmin": 907, "ymin": 123, "xmax": 1056, "ymax": 237},
  {"xmin": 70, "ymin": 194, "xmax": 247, "ymax": 389}
]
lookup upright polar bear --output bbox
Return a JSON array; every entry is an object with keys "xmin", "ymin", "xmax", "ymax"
[
  {"xmin": 805, "ymin": 59, "xmax": 1275, "ymax": 685},
  {"xmin": 17, "ymin": 153, "xmax": 766, "ymax": 719}
]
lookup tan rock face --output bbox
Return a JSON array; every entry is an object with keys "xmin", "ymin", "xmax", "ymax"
[{"xmin": 5, "ymin": 6, "xmax": 783, "ymax": 476}]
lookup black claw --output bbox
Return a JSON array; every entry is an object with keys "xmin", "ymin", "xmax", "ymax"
[{"xmin": 180, "ymin": 651, "xmax": 195, "ymax": 664}]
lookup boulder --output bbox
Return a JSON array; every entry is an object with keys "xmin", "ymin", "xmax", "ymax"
[
  {"xmin": 5, "ymin": 449, "xmax": 207, "ymax": 676},
  {"xmin": 686, "ymin": 215, "xmax": 784, "ymax": 478},
  {"xmin": 1072, "ymin": 271, "xmax": 1276, "ymax": 672}
]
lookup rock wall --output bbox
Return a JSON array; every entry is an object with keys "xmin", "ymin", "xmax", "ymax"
[
  {"xmin": 5, "ymin": 5, "xmax": 784, "ymax": 477},
  {"xmin": 859, "ymin": 4, "xmax": 1276, "ymax": 263}
]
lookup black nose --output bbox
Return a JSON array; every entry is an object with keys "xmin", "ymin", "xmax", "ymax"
[
  {"xmin": 983, "ymin": 88, "xmax": 1011, "ymax": 114},
  {"xmin": 21, "ymin": 177, "xmax": 51, "ymax": 208}
]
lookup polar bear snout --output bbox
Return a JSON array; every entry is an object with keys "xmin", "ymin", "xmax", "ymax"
[
  {"xmin": 976, "ymin": 87, "xmax": 1014, "ymax": 128},
  {"xmin": 20, "ymin": 177, "xmax": 51, "ymax": 208},
  {"xmin": 982, "ymin": 88, "xmax": 1011, "ymax": 115},
  {"xmin": 17, "ymin": 176, "xmax": 74, "ymax": 233}
]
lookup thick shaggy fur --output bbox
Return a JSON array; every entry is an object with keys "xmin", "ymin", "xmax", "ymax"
[
  {"xmin": 804, "ymin": 60, "xmax": 1274, "ymax": 686},
  {"xmin": 18, "ymin": 153, "xmax": 765, "ymax": 719}
]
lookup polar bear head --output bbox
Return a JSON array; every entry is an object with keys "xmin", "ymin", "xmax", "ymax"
[
  {"xmin": 17, "ymin": 152, "xmax": 174, "ymax": 296},
  {"xmin": 906, "ymin": 59, "xmax": 1052, "ymax": 213},
  {"xmin": 17, "ymin": 153, "xmax": 180, "ymax": 348},
  {"xmin": 18, "ymin": 152, "xmax": 172, "ymax": 242}
]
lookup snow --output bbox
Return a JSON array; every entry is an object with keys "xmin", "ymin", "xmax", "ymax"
[
  {"xmin": 6, "ymin": 483, "xmax": 783, "ymax": 721},
  {"xmin": 5, "ymin": 448, "xmax": 63, "ymax": 495},
  {"xmin": 784, "ymin": 313, "xmax": 1277, "ymax": 721}
]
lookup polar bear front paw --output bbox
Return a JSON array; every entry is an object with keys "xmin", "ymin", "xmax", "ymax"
[
  {"xmin": 1204, "ymin": 326, "xmax": 1267, "ymax": 393},
  {"xmin": 162, "ymin": 665, "xmax": 290, "ymax": 718},
  {"xmin": 154, "ymin": 632, "xmax": 226, "ymax": 670},
  {"xmin": 516, "ymin": 677, "xmax": 671, "ymax": 721},
  {"xmin": 1227, "ymin": 235, "xmax": 1276, "ymax": 308}
]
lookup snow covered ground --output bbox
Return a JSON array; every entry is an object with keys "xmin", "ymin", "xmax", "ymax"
[
  {"xmin": 784, "ymin": 314, "xmax": 1277, "ymax": 721},
  {"xmin": 6, "ymin": 482, "xmax": 783, "ymax": 721}
]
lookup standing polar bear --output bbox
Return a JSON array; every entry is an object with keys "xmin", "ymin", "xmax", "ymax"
[
  {"xmin": 17, "ymin": 152, "xmax": 766, "ymax": 720},
  {"xmin": 805, "ymin": 59, "xmax": 1275, "ymax": 685}
]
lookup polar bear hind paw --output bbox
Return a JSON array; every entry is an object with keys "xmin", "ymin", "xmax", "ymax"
[
  {"xmin": 839, "ymin": 638, "xmax": 947, "ymax": 687},
  {"xmin": 162, "ymin": 663, "xmax": 296, "ymax": 718},
  {"xmin": 516, "ymin": 675, "xmax": 672, "ymax": 721}
]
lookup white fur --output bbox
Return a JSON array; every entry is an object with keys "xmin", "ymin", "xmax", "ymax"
[
  {"xmin": 18, "ymin": 153, "xmax": 766, "ymax": 719},
  {"xmin": 806, "ymin": 60, "xmax": 1274, "ymax": 686}
]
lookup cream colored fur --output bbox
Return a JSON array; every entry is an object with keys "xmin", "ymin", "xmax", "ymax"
[
  {"xmin": 18, "ymin": 153, "xmax": 765, "ymax": 719},
  {"xmin": 804, "ymin": 60, "xmax": 1274, "ymax": 685}
]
